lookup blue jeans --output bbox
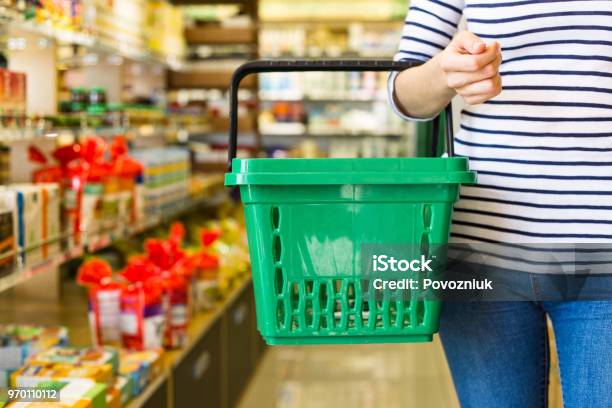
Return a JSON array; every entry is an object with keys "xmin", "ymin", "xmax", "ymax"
[{"xmin": 440, "ymin": 300, "xmax": 612, "ymax": 408}]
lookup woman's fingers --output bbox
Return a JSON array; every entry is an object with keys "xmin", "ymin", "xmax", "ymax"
[
  {"xmin": 436, "ymin": 31, "xmax": 503, "ymax": 105},
  {"xmin": 440, "ymin": 41, "xmax": 500, "ymax": 72},
  {"xmin": 445, "ymin": 54, "xmax": 502, "ymax": 88},
  {"xmin": 456, "ymin": 75, "xmax": 502, "ymax": 104}
]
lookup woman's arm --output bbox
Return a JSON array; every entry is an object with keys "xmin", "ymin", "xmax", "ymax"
[{"xmin": 394, "ymin": 31, "xmax": 502, "ymax": 119}]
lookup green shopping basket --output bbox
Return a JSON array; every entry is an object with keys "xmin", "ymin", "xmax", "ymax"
[{"xmin": 225, "ymin": 60, "xmax": 476, "ymax": 345}]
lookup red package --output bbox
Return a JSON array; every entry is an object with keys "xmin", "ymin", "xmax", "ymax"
[
  {"xmin": 119, "ymin": 279, "xmax": 166, "ymax": 351},
  {"xmin": 109, "ymin": 136, "xmax": 143, "ymax": 222},
  {"xmin": 163, "ymin": 271, "xmax": 189, "ymax": 349},
  {"xmin": 77, "ymin": 259, "xmax": 124, "ymax": 346}
]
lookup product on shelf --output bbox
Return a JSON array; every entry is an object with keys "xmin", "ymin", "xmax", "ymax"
[
  {"xmin": 77, "ymin": 259, "xmax": 124, "ymax": 347},
  {"xmin": 0, "ymin": 189, "xmax": 17, "ymax": 275},
  {"xmin": 140, "ymin": 223, "xmax": 192, "ymax": 349},
  {"xmin": 2, "ymin": 183, "xmax": 60, "ymax": 265},
  {"xmin": 259, "ymin": 0, "xmax": 406, "ymax": 22},
  {"xmin": 119, "ymin": 268, "xmax": 166, "ymax": 351},
  {"xmin": 0, "ymin": 68, "xmax": 27, "ymax": 118},
  {"xmin": 109, "ymin": 375, "xmax": 132, "ymax": 407},
  {"xmin": 146, "ymin": 0, "xmax": 186, "ymax": 59},
  {"xmin": 11, "ymin": 361, "xmax": 113, "ymax": 388},
  {"xmin": 258, "ymin": 71, "xmax": 410, "ymax": 146},
  {"xmin": 27, "ymin": 136, "xmax": 144, "ymax": 242},
  {"xmin": 10, "ymin": 184, "xmax": 43, "ymax": 264},
  {"xmin": 79, "ymin": 0, "xmax": 185, "ymax": 60},
  {"xmin": 259, "ymin": 23, "xmax": 403, "ymax": 58},
  {"xmin": 108, "ymin": 137, "xmax": 144, "ymax": 224},
  {"xmin": 28, "ymin": 347, "xmax": 119, "ymax": 377},
  {"xmin": 130, "ymin": 147, "xmax": 190, "ymax": 217},
  {"xmin": 74, "ymin": 214, "xmax": 247, "ymax": 352},
  {"xmin": 40, "ymin": 183, "xmax": 61, "ymax": 259},
  {"xmin": 0, "ymin": 325, "xmax": 68, "ymax": 388},
  {"xmin": 118, "ymin": 348, "xmax": 164, "ymax": 397}
]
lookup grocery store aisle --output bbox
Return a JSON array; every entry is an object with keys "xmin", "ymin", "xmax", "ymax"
[{"xmin": 239, "ymin": 338, "xmax": 459, "ymax": 408}]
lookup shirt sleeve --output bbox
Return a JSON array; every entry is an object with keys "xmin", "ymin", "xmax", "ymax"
[{"xmin": 388, "ymin": 0, "xmax": 464, "ymax": 121}]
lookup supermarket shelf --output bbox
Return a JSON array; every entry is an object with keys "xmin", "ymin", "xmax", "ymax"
[
  {"xmin": 129, "ymin": 276, "xmax": 255, "ymax": 408},
  {"xmin": 259, "ymin": 18, "xmax": 404, "ymax": 25},
  {"xmin": 259, "ymin": 123, "xmax": 405, "ymax": 138},
  {"xmin": 0, "ymin": 175, "xmax": 227, "ymax": 293},
  {"xmin": 259, "ymin": 91, "xmax": 388, "ymax": 103},
  {"xmin": 126, "ymin": 370, "xmax": 169, "ymax": 408},
  {"xmin": 168, "ymin": 70, "xmax": 256, "ymax": 89},
  {"xmin": 0, "ymin": 274, "xmax": 256, "ymax": 408},
  {"xmin": 0, "ymin": 126, "xmax": 167, "ymax": 145},
  {"xmin": 5, "ymin": 10, "xmax": 183, "ymax": 69},
  {"xmin": 185, "ymin": 25, "xmax": 256, "ymax": 45},
  {"xmin": 165, "ymin": 277, "xmax": 252, "ymax": 368},
  {"xmin": 9, "ymin": 18, "xmax": 95, "ymax": 48}
]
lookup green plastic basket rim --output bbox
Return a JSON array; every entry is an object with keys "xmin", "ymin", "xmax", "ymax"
[{"xmin": 225, "ymin": 157, "xmax": 476, "ymax": 186}]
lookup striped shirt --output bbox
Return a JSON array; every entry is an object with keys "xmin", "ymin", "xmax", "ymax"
[{"xmin": 390, "ymin": 0, "xmax": 612, "ymax": 267}]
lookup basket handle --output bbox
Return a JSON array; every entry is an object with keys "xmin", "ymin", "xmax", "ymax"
[{"xmin": 228, "ymin": 59, "xmax": 454, "ymax": 170}]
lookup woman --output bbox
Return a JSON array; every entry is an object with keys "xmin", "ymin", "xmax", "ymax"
[{"xmin": 390, "ymin": 1, "xmax": 612, "ymax": 407}]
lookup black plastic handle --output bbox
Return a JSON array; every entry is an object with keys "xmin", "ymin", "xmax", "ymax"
[{"xmin": 228, "ymin": 59, "xmax": 454, "ymax": 170}]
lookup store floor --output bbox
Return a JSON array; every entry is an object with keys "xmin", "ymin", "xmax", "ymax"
[{"xmin": 239, "ymin": 339, "xmax": 460, "ymax": 408}]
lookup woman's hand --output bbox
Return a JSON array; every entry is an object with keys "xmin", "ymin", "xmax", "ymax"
[
  {"xmin": 393, "ymin": 31, "xmax": 502, "ymax": 118},
  {"xmin": 438, "ymin": 31, "xmax": 502, "ymax": 105}
]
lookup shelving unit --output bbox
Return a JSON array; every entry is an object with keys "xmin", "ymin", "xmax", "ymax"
[
  {"xmin": 0, "ymin": 175, "xmax": 225, "ymax": 293},
  {"xmin": 2, "ymin": 8, "xmax": 183, "ymax": 70},
  {"xmin": 0, "ymin": 276, "xmax": 263, "ymax": 408}
]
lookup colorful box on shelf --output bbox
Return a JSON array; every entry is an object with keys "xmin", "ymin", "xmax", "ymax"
[
  {"xmin": 0, "ymin": 190, "xmax": 17, "ymax": 276},
  {"xmin": 0, "ymin": 184, "xmax": 62, "ymax": 266},
  {"xmin": 0, "ymin": 68, "xmax": 27, "ymax": 117},
  {"xmin": 0, "ymin": 325, "xmax": 69, "ymax": 372},
  {"xmin": 10, "ymin": 362, "xmax": 113, "ymax": 389},
  {"xmin": 130, "ymin": 147, "xmax": 190, "ymax": 217},
  {"xmin": 28, "ymin": 347, "xmax": 119, "ymax": 377},
  {"xmin": 118, "ymin": 349, "xmax": 164, "ymax": 397},
  {"xmin": 108, "ymin": 376, "xmax": 132, "ymax": 407}
]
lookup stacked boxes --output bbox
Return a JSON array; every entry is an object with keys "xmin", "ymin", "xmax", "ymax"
[
  {"xmin": 81, "ymin": 0, "xmax": 185, "ymax": 60},
  {"xmin": 118, "ymin": 349, "xmax": 164, "ymax": 397},
  {"xmin": 27, "ymin": 347, "xmax": 119, "ymax": 377},
  {"xmin": 40, "ymin": 184, "xmax": 62, "ymax": 260},
  {"xmin": 0, "ymin": 325, "xmax": 69, "ymax": 388},
  {"xmin": 0, "ymin": 184, "xmax": 62, "ymax": 266},
  {"xmin": 0, "ymin": 189, "xmax": 17, "ymax": 275},
  {"xmin": 11, "ymin": 347, "xmax": 118, "ymax": 390},
  {"xmin": 0, "ymin": 69, "xmax": 27, "ymax": 117},
  {"xmin": 12, "ymin": 185, "xmax": 43, "ymax": 265},
  {"xmin": 11, "ymin": 363, "xmax": 113, "ymax": 389},
  {"xmin": 0, "ymin": 339, "xmax": 161, "ymax": 407},
  {"xmin": 130, "ymin": 148, "xmax": 190, "ymax": 217},
  {"xmin": 145, "ymin": 1, "xmax": 185, "ymax": 59}
]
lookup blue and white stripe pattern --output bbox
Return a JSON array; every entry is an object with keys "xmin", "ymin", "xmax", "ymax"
[{"xmin": 390, "ymin": 0, "xmax": 612, "ymax": 258}]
